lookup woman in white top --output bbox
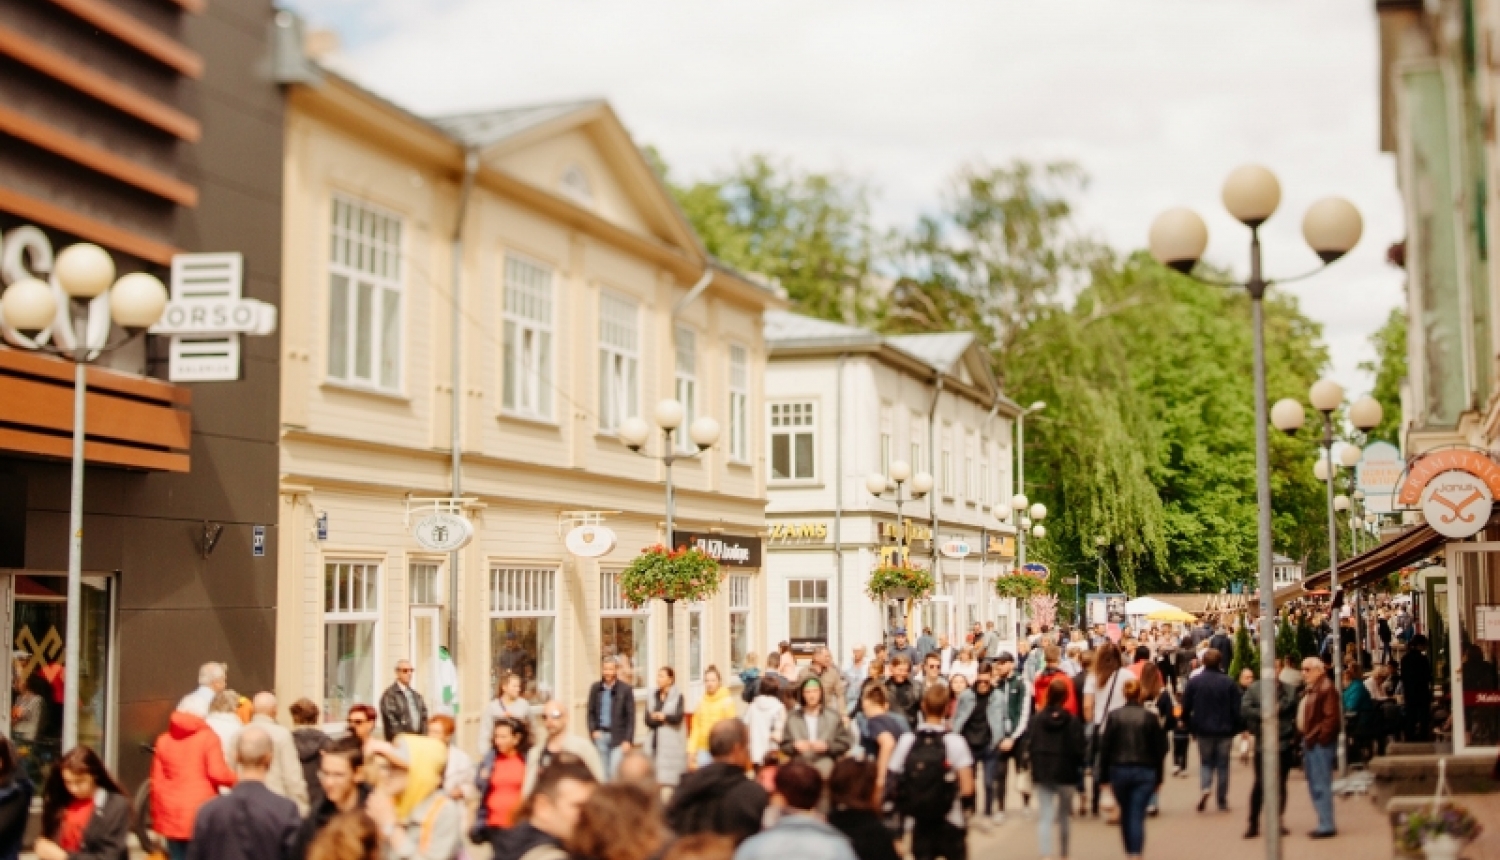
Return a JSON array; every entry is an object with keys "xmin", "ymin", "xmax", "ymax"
[
  {"xmin": 743, "ymin": 673, "xmax": 787, "ymax": 766},
  {"xmin": 1082, "ymin": 643, "xmax": 1130, "ymax": 819},
  {"xmin": 950, "ymin": 647, "xmax": 979, "ymax": 684},
  {"xmin": 479, "ymin": 673, "xmax": 532, "ymax": 755}
]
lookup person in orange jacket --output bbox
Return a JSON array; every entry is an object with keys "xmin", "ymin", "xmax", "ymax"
[{"xmin": 150, "ymin": 696, "xmax": 237, "ymax": 860}]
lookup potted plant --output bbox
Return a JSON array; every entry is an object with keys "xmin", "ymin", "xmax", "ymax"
[
  {"xmin": 994, "ymin": 574, "xmax": 1048, "ymax": 601},
  {"xmin": 865, "ymin": 565, "xmax": 935, "ymax": 603},
  {"xmin": 1399, "ymin": 803, "xmax": 1482, "ymax": 860},
  {"xmin": 619, "ymin": 544, "xmax": 724, "ymax": 607}
]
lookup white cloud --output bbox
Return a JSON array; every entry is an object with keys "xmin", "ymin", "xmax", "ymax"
[{"xmin": 287, "ymin": 0, "xmax": 1405, "ymax": 392}]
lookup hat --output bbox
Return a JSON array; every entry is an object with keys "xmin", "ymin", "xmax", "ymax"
[
  {"xmin": 893, "ymin": 627, "xmax": 908, "ymax": 636},
  {"xmin": 994, "ymin": 651, "xmax": 1016, "ymax": 664}
]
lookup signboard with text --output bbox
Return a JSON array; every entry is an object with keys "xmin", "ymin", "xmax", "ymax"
[
  {"xmin": 1356, "ymin": 441, "xmax": 1402, "ymax": 514},
  {"xmin": 673, "ymin": 531, "xmax": 762, "ymax": 568}
]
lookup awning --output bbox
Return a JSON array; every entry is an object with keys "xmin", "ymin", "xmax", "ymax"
[
  {"xmin": 1274, "ymin": 517, "xmax": 1470, "ymax": 607},
  {"xmin": 1125, "ymin": 596, "xmax": 1178, "ymax": 616}
]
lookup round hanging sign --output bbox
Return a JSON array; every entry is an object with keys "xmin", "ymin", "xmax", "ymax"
[
  {"xmin": 1022, "ymin": 562, "xmax": 1050, "ymax": 580},
  {"xmin": 939, "ymin": 539, "xmax": 971, "ymax": 559},
  {"xmin": 1421, "ymin": 470, "xmax": 1494, "ymax": 539},
  {"xmin": 565, "ymin": 524, "xmax": 617, "ymax": 558},
  {"xmin": 413, "ymin": 512, "xmax": 475, "ymax": 551}
]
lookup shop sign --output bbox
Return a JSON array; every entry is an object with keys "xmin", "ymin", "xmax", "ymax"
[
  {"xmin": 939, "ymin": 539, "xmax": 971, "ymax": 559},
  {"xmin": 769, "ymin": 522, "xmax": 828, "ymax": 540},
  {"xmin": 413, "ymin": 512, "xmax": 474, "ymax": 551},
  {"xmin": 1463, "ymin": 690, "xmax": 1500, "ymax": 708},
  {"xmin": 987, "ymin": 534, "xmax": 1016, "ymax": 558},
  {"xmin": 673, "ymin": 531, "xmax": 762, "ymax": 567},
  {"xmin": 1419, "ymin": 470, "xmax": 1493, "ymax": 539},
  {"xmin": 1356, "ymin": 441, "xmax": 1403, "ymax": 514},
  {"xmin": 1022, "ymin": 562, "xmax": 1050, "ymax": 579},
  {"xmin": 1397, "ymin": 449, "xmax": 1500, "ymax": 506},
  {"xmin": 564, "ymin": 524, "xmax": 617, "ymax": 558},
  {"xmin": 879, "ymin": 522, "xmax": 932, "ymax": 542},
  {"xmin": 152, "ymin": 253, "xmax": 278, "ymax": 382}
]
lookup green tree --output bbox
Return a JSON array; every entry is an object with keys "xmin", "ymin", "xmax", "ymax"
[{"xmin": 1358, "ymin": 306, "xmax": 1408, "ymax": 446}]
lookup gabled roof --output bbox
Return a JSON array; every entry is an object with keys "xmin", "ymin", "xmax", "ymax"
[
  {"xmin": 430, "ymin": 100, "xmax": 607, "ymax": 149},
  {"xmin": 765, "ymin": 310, "xmax": 881, "ymax": 349},
  {"xmin": 886, "ymin": 332, "xmax": 975, "ymax": 373}
]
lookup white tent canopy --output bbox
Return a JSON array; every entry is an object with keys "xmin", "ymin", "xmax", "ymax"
[{"xmin": 1124, "ymin": 596, "xmax": 1178, "ymax": 616}]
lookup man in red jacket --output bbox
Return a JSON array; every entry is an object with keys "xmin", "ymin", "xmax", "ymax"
[
  {"xmin": 1299, "ymin": 657, "xmax": 1341, "ymax": 839},
  {"xmin": 1032, "ymin": 645, "xmax": 1078, "ymax": 716},
  {"xmin": 151, "ymin": 697, "xmax": 237, "ymax": 860}
]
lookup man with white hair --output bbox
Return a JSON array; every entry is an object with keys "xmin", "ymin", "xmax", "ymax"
[
  {"xmin": 184, "ymin": 662, "xmax": 227, "ymax": 714},
  {"xmin": 379, "ymin": 658, "xmax": 428, "ymax": 740},
  {"xmin": 249, "ymin": 691, "xmax": 310, "ymax": 814}
]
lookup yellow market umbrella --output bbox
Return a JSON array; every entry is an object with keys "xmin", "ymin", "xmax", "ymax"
[{"xmin": 1146, "ymin": 608, "xmax": 1196, "ymax": 623}]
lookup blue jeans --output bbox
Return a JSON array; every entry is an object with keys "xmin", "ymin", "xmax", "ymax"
[
  {"xmin": 1111, "ymin": 764, "xmax": 1156, "ymax": 856},
  {"xmin": 1035, "ymin": 784, "xmax": 1074, "ymax": 857},
  {"xmin": 595, "ymin": 736, "xmax": 623, "ymax": 779},
  {"xmin": 972, "ymin": 747, "xmax": 1001, "ymax": 814},
  {"xmin": 1303, "ymin": 742, "xmax": 1336, "ymax": 834},
  {"xmin": 1197, "ymin": 735, "xmax": 1232, "ymax": 808}
]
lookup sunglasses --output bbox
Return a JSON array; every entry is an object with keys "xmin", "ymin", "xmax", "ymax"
[
  {"xmin": 348, "ymin": 718, "xmax": 370, "ymax": 726},
  {"xmin": 398, "ymin": 668, "xmax": 414, "ymax": 674}
]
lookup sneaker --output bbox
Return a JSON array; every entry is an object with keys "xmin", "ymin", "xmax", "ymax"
[
  {"xmin": 1244, "ymin": 827, "xmax": 1259, "ymax": 839},
  {"xmin": 1310, "ymin": 830, "xmax": 1338, "ymax": 839},
  {"xmin": 1197, "ymin": 790, "xmax": 1210, "ymax": 812},
  {"xmin": 1147, "ymin": 805, "xmax": 1159, "ymax": 817},
  {"xmin": 990, "ymin": 812, "xmax": 1006, "ymax": 826}
]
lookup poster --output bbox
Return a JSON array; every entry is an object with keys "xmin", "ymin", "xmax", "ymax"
[
  {"xmin": 1477, "ymin": 605, "xmax": 1500, "ymax": 641},
  {"xmin": 1088, "ymin": 593, "xmax": 1127, "ymax": 642}
]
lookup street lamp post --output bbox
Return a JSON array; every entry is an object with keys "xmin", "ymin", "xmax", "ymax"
[
  {"xmin": 618, "ymin": 401, "xmax": 720, "ymax": 678},
  {"xmin": 1093, "ymin": 535, "xmax": 1108, "ymax": 629},
  {"xmin": 1150, "ymin": 165, "xmax": 1362, "ymax": 860},
  {"xmin": 1014, "ymin": 401, "xmax": 1045, "ymax": 574},
  {"xmin": 1272, "ymin": 380, "xmax": 1381, "ymax": 777},
  {"xmin": 0, "ymin": 243, "xmax": 168, "ymax": 753},
  {"xmin": 868, "ymin": 461, "xmax": 934, "ymax": 632}
]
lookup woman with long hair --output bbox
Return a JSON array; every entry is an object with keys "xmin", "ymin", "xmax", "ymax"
[
  {"xmin": 945, "ymin": 674, "xmax": 969, "ymax": 728},
  {"xmin": 34, "ymin": 746, "xmax": 129, "ymax": 860},
  {"xmin": 826, "ymin": 758, "xmax": 900, "ymax": 860},
  {"xmin": 565, "ymin": 782, "xmax": 666, "ymax": 860},
  {"xmin": 473, "ymin": 717, "xmax": 531, "ymax": 846},
  {"xmin": 480, "ymin": 673, "xmax": 532, "ymax": 757},
  {"xmin": 743, "ymin": 673, "xmax": 786, "ymax": 769},
  {"xmin": 645, "ymin": 666, "xmax": 687, "ymax": 789},
  {"xmin": 0, "ymin": 737, "xmax": 32, "ymax": 860},
  {"xmin": 1098, "ymin": 680, "xmax": 1167, "ymax": 860},
  {"xmin": 686, "ymin": 667, "xmax": 738, "ymax": 770},
  {"xmin": 1030, "ymin": 677, "xmax": 1085, "ymax": 860},
  {"xmin": 1083, "ymin": 643, "xmax": 1128, "ymax": 818},
  {"xmin": 1136, "ymin": 663, "xmax": 1173, "ymax": 817},
  {"xmin": 307, "ymin": 811, "xmax": 381, "ymax": 860}
]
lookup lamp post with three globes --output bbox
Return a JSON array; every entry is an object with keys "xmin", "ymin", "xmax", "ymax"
[{"xmin": 866, "ymin": 461, "xmax": 933, "ymax": 631}]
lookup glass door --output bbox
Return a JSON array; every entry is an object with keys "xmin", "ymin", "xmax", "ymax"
[{"xmin": 409, "ymin": 607, "xmax": 441, "ymax": 712}]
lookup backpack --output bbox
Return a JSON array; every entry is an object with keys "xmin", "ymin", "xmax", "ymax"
[{"xmin": 897, "ymin": 732, "xmax": 957, "ymax": 822}]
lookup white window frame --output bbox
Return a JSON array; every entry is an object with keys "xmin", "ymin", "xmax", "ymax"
[
  {"xmin": 598, "ymin": 293, "xmax": 640, "ymax": 433},
  {"xmin": 728, "ymin": 575, "xmax": 752, "ymax": 674},
  {"xmin": 323, "ymin": 560, "xmax": 382, "ymax": 723},
  {"xmin": 911, "ymin": 415, "xmax": 926, "ymax": 474},
  {"xmin": 879, "ymin": 402, "xmax": 893, "ymax": 476},
  {"xmin": 408, "ymin": 560, "xmax": 443, "ymax": 606},
  {"xmin": 769, "ymin": 401, "xmax": 818, "ymax": 482},
  {"xmin": 489, "ymin": 566, "xmax": 559, "ymax": 704},
  {"xmin": 501, "ymin": 253, "xmax": 555, "ymax": 421},
  {"xmin": 941, "ymin": 422, "xmax": 954, "ymax": 499},
  {"xmin": 728, "ymin": 344, "xmax": 750, "ymax": 463},
  {"xmin": 600, "ymin": 570, "xmax": 651, "ymax": 694},
  {"xmin": 687, "ymin": 601, "xmax": 705, "ymax": 683},
  {"xmin": 327, "ymin": 195, "xmax": 404, "ymax": 393},
  {"xmin": 675, "ymin": 326, "xmax": 697, "ymax": 453},
  {"xmin": 965, "ymin": 430, "xmax": 977, "ymax": 506},
  {"xmin": 787, "ymin": 578, "xmax": 830, "ymax": 646}
]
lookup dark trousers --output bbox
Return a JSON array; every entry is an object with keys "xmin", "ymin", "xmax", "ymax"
[
  {"xmin": 1171, "ymin": 732, "xmax": 1189, "ymax": 772},
  {"xmin": 1111, "ymin": 765, "xmax": 1156, "ymax": 856},
  {"xmin": 1405, "ymin": 700, "xmax": 1433, "ymax": 742},
  {"xmin": 972, "ymin": 747, "xmax": 1003, "ymax": 814},
  {"xmin": 911, "ymin": 819, "xmax": 967, "ymax": 860},
  {"xmin": 1247, "ymin": 749, "xmax": 1292, "ymax": 832}
]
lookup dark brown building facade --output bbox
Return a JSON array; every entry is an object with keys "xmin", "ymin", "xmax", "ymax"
[{"xmin": 0, "ymin": 0, "xmax": 283, "ymax": 787}]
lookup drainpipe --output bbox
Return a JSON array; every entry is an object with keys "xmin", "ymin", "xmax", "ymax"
[
  {"xmin": 979, "ymin": 397, "xmax": 1002, "ymax": 628},
  {"xmin": 926, "ymin": 375, "xmax": 944, "ymax": 632},
  {"xmin": 834, "ymin": 353, "xmax": 847, "ymax": 660},
  {"xmin": 449, "ymin": 148, "xmax": 479, "ymax": 662},
  {"xmin": 665, "ymin": 267, "xmax": 712, "ymax": 679}
]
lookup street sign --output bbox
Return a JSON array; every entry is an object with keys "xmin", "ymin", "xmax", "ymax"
[
  {"xmin": 1061, "ymin": 576, "xmax": 1079, "ymax": 585},
  {"xmin": 413, "ymin": 512, "xmax": 474, "ymax": 551},
  {"xmin": 252, "ymin": 525, "xmax": 265, "ymax": 557}
]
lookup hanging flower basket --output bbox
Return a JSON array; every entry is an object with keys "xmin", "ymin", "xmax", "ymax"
[
  {"xmin": 1398, "ymin": 803, "xmax": 1481, "ymax": 858},
  {"xmin": 994, "ymin": 574, "xmax": 1049, "ymax": 600},
  {"xmin": 866, "ymin": 565, "xmax": 935, "ymax": 602},
  {"xmin": 619, "ymin": 544, "xmax": 724, "ymax": 608}
]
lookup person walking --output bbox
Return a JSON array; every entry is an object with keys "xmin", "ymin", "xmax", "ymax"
[
  {"xmin": 290, "ymin": 698, "xmax": 331, "ymax": 810},
  {"xmin": 188, "ymin": 728, "xmax": 301, "ymax": 860},
  {"xmin": 565, "ymin": 782, "xmax": 668, "ymax": 860},
  {"xmin": 345, "ymin": 704, "xmax": 378, "ymax": 758},
  {"xmin": 480, "ymin": 673, "xmax": 533, "ymax": 756},
  {"xmin": 916, "ymin": 629, "xmax": 938, "ymax": 663},
  {"xmin": 800, "ymin": 647, "xmax": 848, "ymax": 711},
  {"xmin": 250, "ymin": 692, "xmax": 312, "ymax": 814},
  {"xmin": 1241, "ymin": 661, "xmax": 1298, "ymax": 840},
  {"xmin": 1400, "ymin": 635, "xmax": 1434, "ymax": 741},
  {"xmin": 33, "ymin": 746, "xmax": 129, "ymax": 860},
  {"xmin": 1029, "ymin": 677, "xmax": 1085, "ymax": 860},
  {"xmin": 491, "ymin": 756, "xmax": 598, "ymax": 860},
  {"xmin": 857, "ymin": 684, "xmax": 908, "ymax": 804},
  {"xmin": 734, "ymin": 762, "xmax": 856, "ymax": 860},
  {"xmin": 1300, "ymin": 657, "xmax": 1340, "ymax": 839},
  {"xmin": 888, "ymin": 629, "xmax": 919, "ymax": 668},
  {"xmin": 473, "ymin": 717, "xmax": 529, "ymax": 848},
  {"xmin": 151, "ymin": 696, "xmax": 238, "ymax": 860},
  {"xmin": 1098, "ymin": 679, "xmax": 1167, "ymax": 860},
  {"xmin": 667, "ymin": 721, "xmax": 769, "ymax": 846},
  {"xmin": 743, "ymin": 674, "xmax": 787, "ymax": 769},
  {"xmin": 366, "ymin": 734, "xmax": 463, "ymax": 860},
  {"xmin": 306, "ymin": 812, "xmax": 381, "ymax": 860},
  {"xmin": 949, "ymin": 648, "xmax": 979, "ymax": 685},
  {"xmin": 953, "ymin": 658, "xmax": 1028, "ymax": 825},
  {"xmin": 781, "ymin": 678, "xmax": 853, "ymax": 778},
  {"xmin": 379, "ymin": 660, "xmax": 429, "ymax": 741},
  {"xmin": 886, "ymin": 656, "xmax": 923, "ymax": 727},
  {"xmin": 522, "ymin": 701, "xmax": 604, "ymax": 795},
  {"xmin": 889, "ymin": 685, "xmax": 975, "ymax": 860},
  {"xmin": 687, "ymin": 667, "xmax": 739, "ymax": 770},
  {"xmin": 0, "ymin": 737, "xmax": 29, "ymax": 860},
  {"xmin": 185, "ymin": 662, "xmax": 228, "ymax": 715},
  {"xmin": 1181, "ymin": 648, "xmax": 1240, "ymax": 813},
  {"xmin": 843, "ymin": 646, "xmax": 870, "ymax": 713},
  {"xmin": 427, "ymin": 716, "xmax": 473, "ymax": 799},
  {"xmin": 586, "ymin": 657, "xmax": 635, "ymax": 780},
  {"xmin": 827, "ymin": 759, "xmax": 901, "ymax": 860},
  {"xmin": 293, "ymin": 737, "xmax": 367, "ymax": 860},
  {"xmin": 205, "ymin": 690, "xmax": 244, "ymax": 768},
  {"xmin": 1032, "ymin": 645, "xmax": 1078, "ymax": 716},
  {"xmin": 1082, "ymin": 643, "xmax": 1129, "ymax": 818},
  {"xmin": 645, "ymin": 667, "xmax": 687, "ymax": 790}
]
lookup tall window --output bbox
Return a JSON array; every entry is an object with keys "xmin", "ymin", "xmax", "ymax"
[
  {"xmin": 601, "ymin": 571, "xmax": 649, "ymax": 691},
  {"xmin": 688, "ymin": 604, "xmax": 704, "ymax": 682},
  {"xmin": 675, "ymin": 327, "xmax": 697, "ymax": 453},
  {"xmin": 328, "ymin": 196, "xmax": 402, "ymax": 391},
  {"xmin": 729, "ymin": 345, "xmax": 749, "ymax": 462},
  {"xmin": 978, "ymin": 455, "xmax": 989, "ymax": 508},
  {"xmin": 324, "ymin": 562, "xmax": 379, "ymax": 721},
  {"xmin": 729, "ymin": 575, "xmax": 752, "ymax": 674},
  {"xmin": 910, "ymin": 415, "xmax": 926, "ymax": 472},
  {"xmin": 770, "ymin": 402, "xmax": 816, "ymax": 481},
  {"xmin": 941, "ymin": 423, "xmax": 954, "ymax": 499},
  {"xmin": 598, "ymin": 293, "xmax": 639, "ymax": 432},
  {"xmin": 965, "ymin": 431, "xmax": 977, "ymax": 505},
  {"xmin": 409, "ymin": 562, "xmax": 440, "ymax": 605},
  {"xmin": 879, "ymin": 403, "xmax": 893, "ymax": 476},
  {"xmin": 787, "ymin": 579, "xmax": 829, "ymax": 647},
  {"xmin": 489, "ymin": 567, "xmax": 556, "ymax": 704},
  {"xmin": 502, "ymin": 255, "xmax": 554, "ymax": 419}
]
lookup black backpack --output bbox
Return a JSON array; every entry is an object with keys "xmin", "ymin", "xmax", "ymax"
[{"xmin": 897, "ymin": 732, "xmax": 957, "ymax": 822}]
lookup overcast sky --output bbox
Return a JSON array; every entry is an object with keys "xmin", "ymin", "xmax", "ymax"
[{"xmin": 285, "ymin": 0, "xmax": 1404, "ymax": 394}]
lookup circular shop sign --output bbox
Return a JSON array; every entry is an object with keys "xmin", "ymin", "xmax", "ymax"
[
  {"xmin": 1421, "ymin": 470, "xmax": 1494, "ymax": 539},
  {"xmin": 1022, "ymin": 562, "xmax": 1050, "ymax": 580},
  {"xmin": 939, "ymin": 539, "xmax": 971, "ymax": 559},
  {"xmin": 565, "ymin": 524, "xmax": 618, "ymax": 558},
  {"xmin": 412, "ymin": 512, "xmax": 475, "ymax": 551}
]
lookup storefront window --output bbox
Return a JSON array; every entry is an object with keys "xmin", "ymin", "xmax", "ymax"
[
  {"xmin": 324, "ymin": 562, "xmax": 379, "ymax": 722},
  {"xmin": 601, "ymin": 571, "xmax": 648, "ymax": 691},
  {"xmin": 1452, "ymin": 549, "xmax": 1500, "ymax": 750},
  {"xmin": 729, "ymin": 576, "xmax": 751, "ymax": 673},
  {"xmin": 490, "ymin": 568, "xmax": 557, "ymax": 704},
  {"xmin": 788, "ymin": 579, "xmax": 829, "ymax": 647}
]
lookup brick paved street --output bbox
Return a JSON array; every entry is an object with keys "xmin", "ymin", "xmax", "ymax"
[{"xmin": 969, "ymin": 750, "xmax": 1392, "ymax": 860}]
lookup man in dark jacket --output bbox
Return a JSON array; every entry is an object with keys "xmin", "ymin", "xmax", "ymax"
[
  {"xmin": 379, "ymin": 659, "xmax": 428, "ymax": 740},
  {"xmin": 292, "ymin": 736, "xmax": 367, "ymax": 860},
  {"xmin": 1182, "ymin": 648, "xmax": 1241, "ymax": 813},
  {"xmin": 1209, "ymin": 626, "xmax": 1235, "ymax": 668},
  {"xmin": 885, "ymin": 655, "xmax": 923, "ymax": 728},
  {"xmin": 491, "ymin": 758, "xmax": 598, "ymax": 860},
  {"xmin": 1401, "ymin": 634, "xmax": 1434, "ymax": 741},
  {"xmin": 586, "ymin": 656, "xmax": 634, "ymax": 780},
  {"xmin": 188, "ymin": 727, "xmax": 300, "ymax": 860},
  {"xmin": 666, "ymin": 721, "xmax": 769, "ymax": 845},
  {"xmin": 1240, "ymin": 664, "xmax": 1299, "ymax": 839}
]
